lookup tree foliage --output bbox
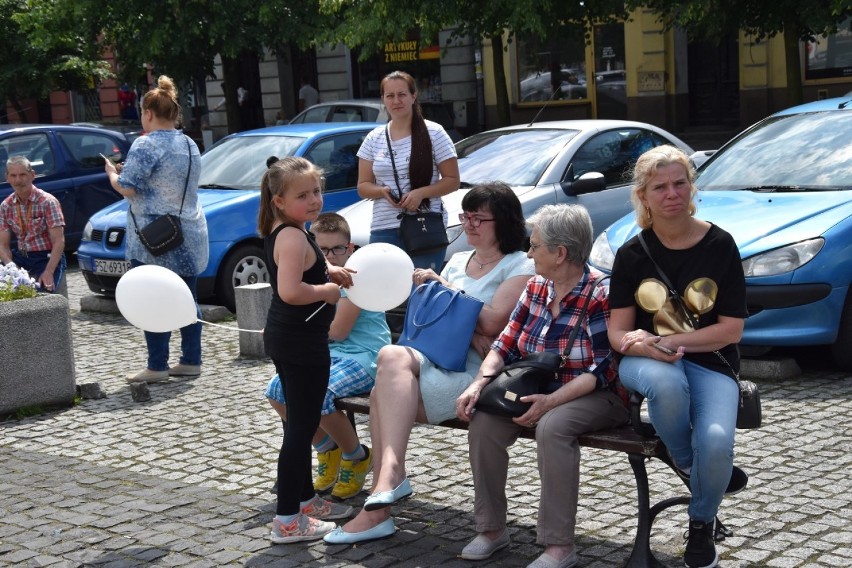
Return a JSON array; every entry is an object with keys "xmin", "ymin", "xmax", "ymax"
[{"xmin": 0, "ymin": 0, "xmax": 111, "ymax": 122}]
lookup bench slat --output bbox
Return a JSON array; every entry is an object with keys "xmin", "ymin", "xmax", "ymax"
[{"xmin": 334, "ymin": 395, "xmax": 663, "ymax": 458}]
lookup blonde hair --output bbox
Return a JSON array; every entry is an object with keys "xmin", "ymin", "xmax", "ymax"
[
  {"xmin": 142, "ymin": 75, "xmax": 181, "ymax": 123},
  {"xmin": 630, "ymin": 145, "xmax": 697, "ymax": 229},
  {"xmin": 258, "ymin": 157, "xmax": 324, "ymax": 236}
]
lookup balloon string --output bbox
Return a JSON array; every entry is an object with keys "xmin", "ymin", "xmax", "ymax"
[{"xmin": 197, "ymin": 320, "xmax": 263, "ymax": 333}]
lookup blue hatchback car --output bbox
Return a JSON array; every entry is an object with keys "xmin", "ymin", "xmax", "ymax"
[
  {"xmin": 77, "ymin": 122, "xmax": 378, "ymax": 311},
  {"xmin": 589, "ymin": 97, "xmax": 852, "ymax": 370},
  {"xmin": 0, "ymin": 124, "xmax": 132, "ymax": 250}
]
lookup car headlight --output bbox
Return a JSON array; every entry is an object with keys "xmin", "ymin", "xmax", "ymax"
[
  {"xmin": 82, "ymin": 221, "xmax": 93, "ymax": 242},
  {"xmin": 589, "ymin": 231, "xmax": 615, "ymax": 272},
  {"xmin": 741, "ymin": 238, "xmax": 824, "ymax": 277}
]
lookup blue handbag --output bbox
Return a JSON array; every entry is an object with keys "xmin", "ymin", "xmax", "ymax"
[{"xmin": 397, "ymin": 281, "xmax": 485, "ymax": 371}]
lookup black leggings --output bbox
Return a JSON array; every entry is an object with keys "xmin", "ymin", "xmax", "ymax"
[{"xmin": 273, "ymin": 355, "xmax": 330, "ymax": 515}]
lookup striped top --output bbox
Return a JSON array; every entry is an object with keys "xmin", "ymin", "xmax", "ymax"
[{"xmin": 356, "ymin": 120, "xmax": 456, "ymax": 231}]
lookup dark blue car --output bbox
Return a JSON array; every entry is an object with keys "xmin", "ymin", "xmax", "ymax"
[
  {"xmin": 77, "ymin": 122, "xmax": 378, "ymax": 311},
  {"xmin": 0, "ymin": 124, "xmax": 132, "ymax": 250}
]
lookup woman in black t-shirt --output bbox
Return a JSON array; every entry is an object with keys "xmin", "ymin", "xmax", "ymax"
[{"xmin": 607, "ymin": 145, "xmax": 747, "ymax": 568}]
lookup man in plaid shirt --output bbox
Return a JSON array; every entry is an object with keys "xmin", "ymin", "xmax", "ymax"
[{"xmin": 0, "ymin": 156, "xmax": 66, "ymax": 292}]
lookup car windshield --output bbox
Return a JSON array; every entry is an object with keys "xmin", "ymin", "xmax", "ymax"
[
  {"xmin": 456, "ymin": 128, "xmax": 579, "ymax": 186},
  {"xmin": 199, "ymin": 134, "xmax": 306, "ymax": 190},
  {"xmin": 697, "ymin": 111, "xmax": 852, "ymax": 191}
]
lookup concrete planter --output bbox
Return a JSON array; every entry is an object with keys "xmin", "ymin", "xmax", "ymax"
[{"xmin": 0, "ymin": 294, "xmax": 76, "ymax": 415}]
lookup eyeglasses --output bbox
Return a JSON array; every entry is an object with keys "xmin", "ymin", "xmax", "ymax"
[
  {"xmin": 528, "ymin": 241, "xmax": 548, "ymax": 252},
  {"xmin": 458, "ymin": 213, "xmax": 496, "ymax": 228},
  {"xmin": 320, "ymin": 245, "xmax": 348, "ymax": 256}
]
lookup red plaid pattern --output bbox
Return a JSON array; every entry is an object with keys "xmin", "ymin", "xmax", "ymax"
[{"xmin": 0, "ymin": 186, "xmax": 65, "ymax": 252}]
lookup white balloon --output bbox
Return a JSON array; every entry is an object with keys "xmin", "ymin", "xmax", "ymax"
[
  {"xmin": 344, "ymin": 243, "xmax": 414, "ymax": 312},
  {"xmin": 115, "ymin": 265, "xmax": 198, "ymax": 332}
]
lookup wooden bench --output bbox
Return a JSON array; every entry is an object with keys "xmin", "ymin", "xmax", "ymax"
[{"xmin": 335, "ymin": 393, "xmax": 731, "ymax": 568}]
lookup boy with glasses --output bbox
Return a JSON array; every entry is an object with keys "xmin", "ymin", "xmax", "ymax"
[{"xmin": 265, "ymin": 212, "xmax": 391, "ymax": 502}]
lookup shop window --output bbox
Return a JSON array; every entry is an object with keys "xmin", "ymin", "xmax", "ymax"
[
  {"xmin": 516, "ymin": 24, "xmax": 589, "ymax": 103},
  {"xmin": 805, "ymin": 17, "xmax": 852, "ymax": 81}
]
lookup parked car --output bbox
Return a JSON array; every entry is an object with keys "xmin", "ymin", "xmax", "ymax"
[
  {"xmin": 339, "ymin": 119, "xmax": 693, "ymax": 264},
  {"xmin": 76, "ymin": 122, "xmax": 379, "ymax": 311},
  {"xmin": 0, "ymin": 124, "xmax": 132, "ymax": 250},
  {"xmin": 589, "ymin": 96, "xmax": 852, "ymax": 370},
  {"xmin": 71, "ymin": 120, "xmax": 145, "ymax": 144},
  {"xmin": 289, "ymin": 99, "xmax": 463, "ymax": 141}
]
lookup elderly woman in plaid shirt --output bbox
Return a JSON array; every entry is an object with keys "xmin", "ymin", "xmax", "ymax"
[{"xmin": 455, "ymin": 204, "xmax": 629, "ymax": 568}]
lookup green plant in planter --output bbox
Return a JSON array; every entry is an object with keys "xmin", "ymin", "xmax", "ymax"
[{"xmin": 0, "ymin": 263, "xmax": 38, "ymax": 302}]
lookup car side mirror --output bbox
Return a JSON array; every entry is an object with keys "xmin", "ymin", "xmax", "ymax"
[{"xmin": 562, "ymin": 172, "xmax": 605, "ymax": 196}]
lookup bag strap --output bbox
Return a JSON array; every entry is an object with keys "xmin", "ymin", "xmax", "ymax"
[
  {"xmin": 130, "ymin": 135, "xmax": 192, "ymax": 231},
  {"xmin": 560, "ymin": 274, "xmax": 609, "ymax": 362},
  {"xmin": 636, "ymin": 231, "xmax": 740, "ymax": 380},
  {"xmin": 384, "ymin": 124, "xmax": 438, "ymax": 213}
]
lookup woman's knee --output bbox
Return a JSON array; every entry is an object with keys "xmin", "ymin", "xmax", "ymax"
[{"xmin": 375, "ymin": 346, "xmax": 418, "ymax": 384}]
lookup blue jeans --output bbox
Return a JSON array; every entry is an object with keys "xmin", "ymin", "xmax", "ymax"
[
  {"xmin": 130, "ymin": 260, "xmax": 202, "ymax": 371},
  {"xmin": 370, "ymin": 228, "xmax": 447, "ymax": 271},
  {"xmin": 618, "ymin": 356, "xmax": 738, "ymax": 522},
  {"xmin": 12, "ymin": 249, "xmax": 66, "ymax": 292}
]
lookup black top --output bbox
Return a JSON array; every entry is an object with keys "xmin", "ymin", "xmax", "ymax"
[
  {"xmin": 609, "ymin": 224, "xmax": 747, "ymax": 376},
  {"xmin": 264, "ymin": 224, "xmax": 335, "ymax": 334}
]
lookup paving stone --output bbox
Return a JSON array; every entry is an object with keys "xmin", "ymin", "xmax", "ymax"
[{"xmin": 1, "ymin": 267, "xmax": 851, "ymax": 566}]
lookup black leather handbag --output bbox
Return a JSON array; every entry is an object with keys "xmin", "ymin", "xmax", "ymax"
[
  {"xmin": 475, "ymin": 352, "xmax": 562, "ymax": 417},
  {"xmin": 475, "ymin": 277, "xmax": 605, "ymax": 418},
  {"xmin": 637, "ymin": 232, "xmax": 762, "ymax": 430},
  {"xmin": 384, "ymin": 125, "xmax": 448, "ymax": 256},
  {"xmin": 130, "ymin": 136, "xmax": 191, "ymax": 257}
]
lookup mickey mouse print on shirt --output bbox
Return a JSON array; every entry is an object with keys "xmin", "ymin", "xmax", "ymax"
[{"xmin": 634, "ymin": 277, "xmax": 718, "ymax": 336}]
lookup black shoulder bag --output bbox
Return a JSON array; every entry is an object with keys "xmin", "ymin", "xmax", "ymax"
[
  {"xmin": 129, "ymin": 136, "xmax": 192, "ymax": 256},
  {"xmin": 475, "ymin": 276, "xmax": 607, "ymax": 418},
  {"xmin": 637, "ymin": 232, "xmax": 761, "ymax": 429},
  {"xmin": 384, "ymin": 124, "xmax": 449, "ymax": 256}
]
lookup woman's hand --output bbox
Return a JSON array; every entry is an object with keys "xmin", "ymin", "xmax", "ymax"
[
  {"xmin": 456, "ymin": 382, "xmax": 485, "ymax": 422},
  {"xmin": 621, "ymin": 330, "xmax": 684, "ymax": 361},
  {"xmin": 103, "ymin": 156, "xmax": 117, "ymax": 176},
  {"xmin": 412, "ymin": 267, "xmax": 441, "ymax": 286},
  {"xmin": 514, "ymin": 393, "xmax": 554, "ymax": 428},
  {"xmin": 380, "ymin": 186, "xmax": 403, "ymax": 208},
  {"xmin": 327, "ymin": 265, "xmax": 355, "ymax": 288},
  {"xmin": 398, "ymin": 187, "xmax": 427, "ymax": 211}
]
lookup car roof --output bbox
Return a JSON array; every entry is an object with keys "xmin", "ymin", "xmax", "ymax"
[
  {"xmin": 0, "ymin": 123, "xmax": 128, "ymax": 137},
  {"xmin": 226, "ymin": 122, "xmax": 382, "ymax": 139},
  {"xmin": 772, "ymin": 97, "xmax": 852, "ymax": 116},
  {"xmin": 480, "ymin": 119, "xmax": 670, "ymax": 132},
  {"xmin": 304, "ymin": 99, "xmax": 383, "ymax": 109}
]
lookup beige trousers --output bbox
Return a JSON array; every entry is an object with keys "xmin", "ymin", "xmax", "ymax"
[{"xmin": 468, "ymin": 390, "xmax": 628, "ymax": 545}]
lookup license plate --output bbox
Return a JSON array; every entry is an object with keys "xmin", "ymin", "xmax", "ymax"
[{"xmin": 93, "ymin": 259, "xmax": 131, "ymax": 276}]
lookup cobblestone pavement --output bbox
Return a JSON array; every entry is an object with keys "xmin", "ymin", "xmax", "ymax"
[{"xmin": 1, "ymin": 266, "xmax": 851, "ymax": 567}]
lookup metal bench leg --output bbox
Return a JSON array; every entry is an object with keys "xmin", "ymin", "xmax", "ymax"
[{"xmin": 624, "ymin": 453, "xmax": 666, "ymax": 568}]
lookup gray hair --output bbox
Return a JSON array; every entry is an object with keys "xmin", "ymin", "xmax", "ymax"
[
  {"xmin": 527, "ymin": 204, "xmax": 593, "ymax": 265},
  {"xmin": 6, "ymin": 155, "xmax": 33, "ymax": 172}
]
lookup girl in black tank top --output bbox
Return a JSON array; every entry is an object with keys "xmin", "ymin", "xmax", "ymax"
[{"xmin": 257, "ymin": 157, "xmax": 354, "ymax": 542}]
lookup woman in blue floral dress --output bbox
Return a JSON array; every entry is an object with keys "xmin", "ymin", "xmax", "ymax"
[{"xmin": 105, "ymin": 75, "xmax": 208, "ymax": 383}]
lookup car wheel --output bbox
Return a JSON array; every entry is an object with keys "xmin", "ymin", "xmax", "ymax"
[
  {"xmin": 830, "ymin": 291, "xmax": 852, "ymax": 372},
  {"xmin": 216, "ymin": 243, "xmax": 269, "ymax": 312}
]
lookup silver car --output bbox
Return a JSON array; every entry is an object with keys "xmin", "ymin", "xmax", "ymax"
[{"xmin": 339, "ymin": 119, "xmax": 693, "ymax": 262}]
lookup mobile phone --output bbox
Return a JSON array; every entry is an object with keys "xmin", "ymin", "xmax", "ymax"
[
  {"xmin": 652, "ymin": 342, "xmax": 676, "ymax": 355},
  {"xmin": 100, "ymin": 153, "xmax": 110, "ymax": 162}
]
